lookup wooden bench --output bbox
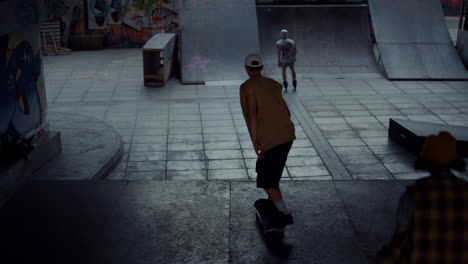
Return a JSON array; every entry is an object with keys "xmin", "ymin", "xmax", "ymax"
[{"xmin": 143, "ymin": 33, "xmax": 177, "ymax": 87}]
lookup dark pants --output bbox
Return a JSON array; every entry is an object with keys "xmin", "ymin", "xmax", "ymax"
[{"xmin": 256, "ymin": 141, "xmax": 293, "ymax": 189}]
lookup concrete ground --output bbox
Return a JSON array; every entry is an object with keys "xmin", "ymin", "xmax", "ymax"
[
  {"xmin": 1, "ymin": 18, "xmax": 468, "ymax": 263},
  {"xmin": 42, "ymin": 49, "xmax": 468, "ymax": 182},
  {"xmin": 1, "ymin": 180, "xmax": 411, "ymax": 264}
]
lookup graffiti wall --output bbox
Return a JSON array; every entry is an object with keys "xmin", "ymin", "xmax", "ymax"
[
  {"xmin": 42, "ymin": 0, "xmax": 179, "ymax": 48},
  {"xmin": 86, "ymin": 0, "xmax": 179, "ymax": 48},
  {"xmin": 43, "ymin": 0, "xmax": 84, "ymax": 46},
  {"xmin": 0, "ymin": 28, "xmax": 47, "ymax": 159}
]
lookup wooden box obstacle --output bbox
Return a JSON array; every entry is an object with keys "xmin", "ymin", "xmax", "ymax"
[
  {"xmin": 143, "ymin": 33, "xmax": 177, "ymax": 87},
  {"xmin": 40, "ymin": 21, "xmax": 71, "ymax": 56},
  {"xmin": 388, "ymin": 118, "xmax": 468, "ymax": 157}
]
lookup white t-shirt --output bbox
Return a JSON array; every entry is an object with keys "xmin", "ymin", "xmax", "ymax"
[{"xmin": 276, "ymin": 39, "xmax": 296, "ymax": 64}]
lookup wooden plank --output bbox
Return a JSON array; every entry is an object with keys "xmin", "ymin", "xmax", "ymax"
[
  {"xmin": 50, "ymin": 32, "xmax": 58, "ymax": 54},
  {"xmin": 144, "ymin": 74, "xmax": 164, "ymax": 79},
  {"xmin": 41, "ymin": 31, "xmax": 48, "ymax": 55},
  {"xmin": 40, "ymin": 25, "xmax": 60, "ymax": 29},
  {"xmin": 164, "ymin": 60, "xmax": 173, "ymax": 82},
  {"xmin": 144, "ymin": 82, "xmax": 164, "ymax": 87}
]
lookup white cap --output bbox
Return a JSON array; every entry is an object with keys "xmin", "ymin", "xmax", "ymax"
[
  {"xmin": 280, "ymin": 29, "xmax": 288, "ymax": 38},
  {"xmin": 244, "ymin": 53, "xmax": 263, "ymax": 67}
]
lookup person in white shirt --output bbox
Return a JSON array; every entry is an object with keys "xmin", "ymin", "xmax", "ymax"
[{"xmin": 276, "ymin": 29, "xmax": 297, "ymax": 92}]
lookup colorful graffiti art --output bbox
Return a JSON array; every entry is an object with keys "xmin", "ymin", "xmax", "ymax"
[
  {"xmin": 0, "ymin": 31, "xmax": 45, "ymax": 153},
  {"xmin": 86, "ymin": 0, "xmax": 178, "ymax": 48},
  {"xmin": 149, "ymin": 6, "xmax": 176, "ymax": 29},
  {"xmin": 107, "ymin": 0, "xmax": 122, "ymax": 25},
  {"xmin": 88, "ymin": 0, "xmax": 108, "ymax": 29}
]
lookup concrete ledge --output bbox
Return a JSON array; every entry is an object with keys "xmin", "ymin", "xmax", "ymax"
[
  {"xmin": 33, "ymin": 112, "xmax": 123, "ymax": 181},
  {"xmin": 0, "ymin": 131, "xmax": 62, "ymax": 208},
  {"xmin": 91, "ymin": 128, "xmax": 123, "ymax": 181}
]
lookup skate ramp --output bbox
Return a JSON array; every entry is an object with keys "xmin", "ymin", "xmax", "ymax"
[
  {"xmin": 369, "ymin": 0, "xmax": 468, "ymax": 79},
  {"xmin": 179, "ymin": 0, "xmax": 260, "ymax": 84},
  {"xmin": 257, "ymin": 6, "xmax": 379, "ymax": 79}
]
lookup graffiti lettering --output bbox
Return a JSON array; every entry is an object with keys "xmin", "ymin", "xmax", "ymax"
[{"xmin": 186, "ymin": 56, "xmax": 211, "ymax": 73}]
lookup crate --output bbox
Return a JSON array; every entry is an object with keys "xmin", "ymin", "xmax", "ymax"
[{"xmin": 143, "ymin": 33, "xmax": 177, "ymax": 87}]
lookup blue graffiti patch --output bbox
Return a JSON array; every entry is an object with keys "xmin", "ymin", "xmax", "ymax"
[
  {"xmin": 0, "ymin": 37, "xmax": 42, "ymax": 142},
  {"xmin": 15, "ymin": 0, "xmax": 40, "ymax": 28}
]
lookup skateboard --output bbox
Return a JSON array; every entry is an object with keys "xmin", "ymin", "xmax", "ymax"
[{"xmin": 254, "ymin": 199, "xmax": 286, "ymax": 236}]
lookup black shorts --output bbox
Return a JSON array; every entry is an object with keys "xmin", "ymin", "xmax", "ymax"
[{"xmin": 256, "ymin": 141, "xmax": 293, "ymax": 189}]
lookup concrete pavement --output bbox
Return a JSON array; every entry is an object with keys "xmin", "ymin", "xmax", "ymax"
[
  {"xmin": 41, "ymin": 49, "xmax": 468, "ymax": 182},
  {"xmin": 0, "ymin": 180, "xmax": 411, "ymax": 264}
]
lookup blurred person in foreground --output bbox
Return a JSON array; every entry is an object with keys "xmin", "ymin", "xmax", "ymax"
[{"xmin": 372, "ymin": 131, "xmax": 468, "ymax": 264}]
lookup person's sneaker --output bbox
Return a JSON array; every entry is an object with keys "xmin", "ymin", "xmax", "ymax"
[
  {"xmin": 293, "ymin": 80, "xmax": 297, "ymax": 92},
  {"xmin": 277, "ymin": 211, "xmax": 294, "ymax": 226}
]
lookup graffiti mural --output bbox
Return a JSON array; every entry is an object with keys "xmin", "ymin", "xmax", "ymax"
[
  {"xmin": 86, "ymin": 0, "xmax": 178, "ymax": 48},
  {"xmin": 149, "ymin": 6, "xmax": 177, "ymax": 29},
  {"xmin": 107, "ymin": 0, "xmax": 122, "ymax": 25},
  {"xmin": 0, "ymin": 29, "xmax": 47, "ymax": 162},
  {"xmin": 88, "ymin": 0, "xmax": 108, "ymax": 29}
]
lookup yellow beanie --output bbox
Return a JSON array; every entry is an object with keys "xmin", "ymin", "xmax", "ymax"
[{"xmin": 420, "ymin": 131, "xmax": 457, "ymax": 166}]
